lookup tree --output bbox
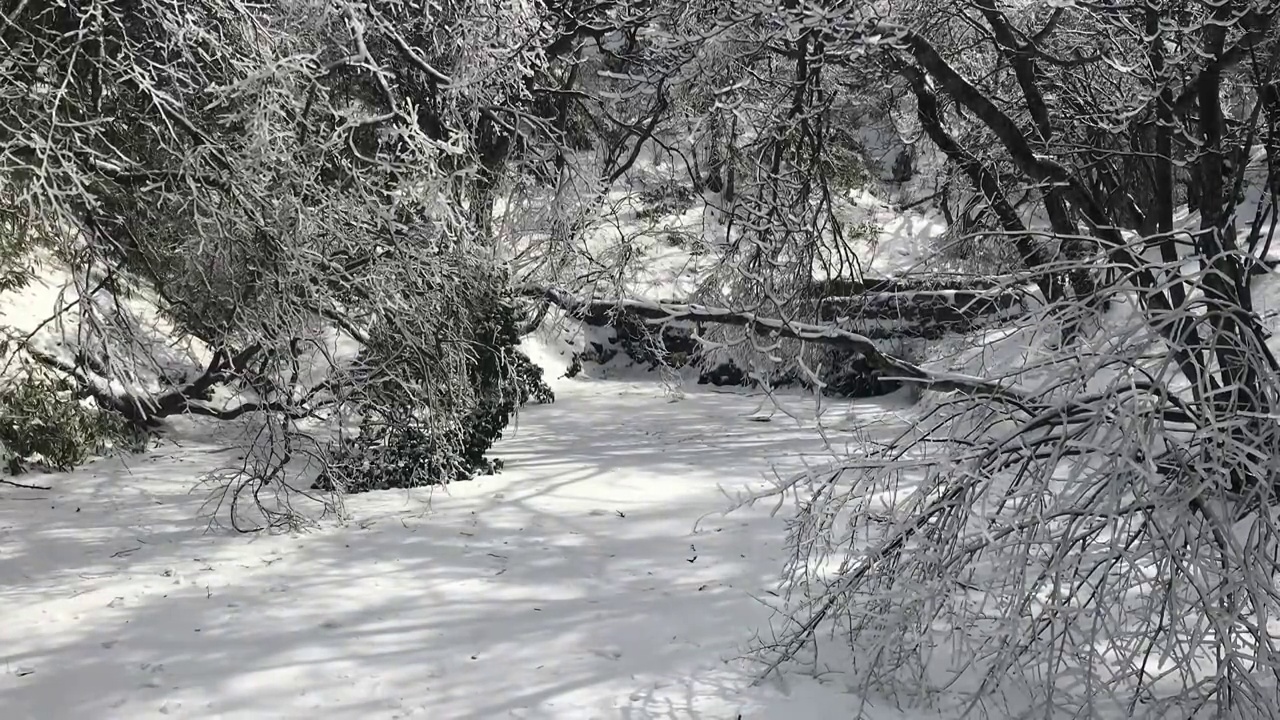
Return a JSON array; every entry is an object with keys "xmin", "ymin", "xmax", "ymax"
[
  {"xmin": 730, "ymin": 2, "xmax": 1280, "ymax": 717},
  {"xmin": 7, "ymin": 0, "xmax": 1280, "ymax": 712},
  {"xmin": 0, "ymin": 0, "xmax": 551, "ymax": 528}
]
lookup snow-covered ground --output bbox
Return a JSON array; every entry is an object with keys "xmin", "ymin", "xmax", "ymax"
[
  {"xmin": 9, "ymin": 135, "xmax": 1280, "ymax": 719},
  {"xmin": 0, "ymin": 355, "xmax": 923, "ymax": 719},
  {"xmin": 0, "ymin": 158, "xmax": 943, "ymax": 718}
]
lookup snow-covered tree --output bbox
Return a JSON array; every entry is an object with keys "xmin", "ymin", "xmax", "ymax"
[
  {"xmin": 0, "ymin": 0, "xmax": 559, "ymax": 525},
  {"xmin": 743, "ymin": 2, "xmax": 1280, "ymax": 717}
]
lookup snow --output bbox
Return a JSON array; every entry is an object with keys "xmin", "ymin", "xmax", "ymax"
[
  {"xmin": 837, "ymin": 190, "xmax": 950, "ymax": 277},
  {"xmin": 0, "ymin": 257, "xmax": 207, "ymax": 383},
  {"xmin": 497, "ymin": 139, "xmax": 953, "ymax": 310},
  {"xmin": 9, "ymin": 130, "xmax": 1280, "ymax": 720},
  {"xmin": 0, "ymin": 350, "xmax": 920, "ymax": 719}
]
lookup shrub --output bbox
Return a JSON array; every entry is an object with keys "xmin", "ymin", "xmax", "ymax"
[
  {"xmin": 635, "ymin": 181, "xmax": 698, "ymax": 220},
  {"xmin": 0, "ymin": 372, "xmax": 132, "ymax": 474},
  {"xmin": 0, "ymin": 202, "xmax": 41, "ymax": 296},
  {"xmin": 315, "ymin": 290, "xmax": 554, "ymax": 493}
]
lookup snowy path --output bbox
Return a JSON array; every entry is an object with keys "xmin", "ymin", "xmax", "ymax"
[{"xmin": 0, "ymin": 379, "xmax": 912, "ymax": 719}]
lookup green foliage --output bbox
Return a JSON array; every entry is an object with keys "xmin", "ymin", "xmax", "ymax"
[
  {"xmin": 821, "ymin": 126, "xmax": 873, "ymax": 195},
  {"xmin": 316, "ymin": 286, "xmax": 554, "ymax": 493},
  {"xmin": 0, "ymin": 373, "xmax": 131, "ymax": 474},
  {"xmin": 635, "ymin": 182, "xmax": 698, "ymax": 221},
  {"xmin": 455, "ymin": 292, "xmax": 556, "ymax": 471},
  {"xmin": 0, "ymin": 203, "xmax": 41, "ymax": 296}
]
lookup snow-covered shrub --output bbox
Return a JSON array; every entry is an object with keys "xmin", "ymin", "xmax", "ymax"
[
  {"xmin": 315, "ymin": 289, "xmax": 553, "ymax": 493},
  {"xmin": 0, "ymin": 372, "xmax": 131, "ymax": 474},
  {"xmin": 823, "ymin": 124, "xmax": 874, "ymax": 195},
  {"xmin": 0, "ymin": 202, "xmax": 41, "ymax": 296},
  {"xmin": 635, "ymin": 181, "xmax": 698, "ymax": 221}
]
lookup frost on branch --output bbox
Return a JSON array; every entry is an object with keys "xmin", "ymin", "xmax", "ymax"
[
  {"xmin": 737, "ymin": 0, "xmax": 1280, "ymax": 716},
  {"xmin": 0, "ymin": 0, "xmax": 555, "ymax": 529}
]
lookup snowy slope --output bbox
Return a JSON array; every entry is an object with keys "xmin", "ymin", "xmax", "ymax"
[
  {"xmin": 0, "ymin": 256, "xmax": 208, "ymax": 391},
  {"xmin": 497, "ymin": 144, "xmax": 952, "ymax": 309}
]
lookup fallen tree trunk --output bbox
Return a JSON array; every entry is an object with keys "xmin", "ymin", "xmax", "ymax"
[
  {"xmin": 546, "ymin": 275, "xmax": 1036, "ymax": 340},
  {"xmin": 818, "ymin": 287, "xmax": 1031, "ymax": 336},
  {"xmin": 539, "ymin": 286, "xmax": 1028, "ymax": 341},
  {"xmin": 518, "ymin": 285, "xmax": 1036, "ymax": 404},
  {"xmin": 806, "ymin": 274, "xmax": 1028, "ymax": 297}
]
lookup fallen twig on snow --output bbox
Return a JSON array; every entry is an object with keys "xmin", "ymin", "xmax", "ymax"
[{"xmin": 1, "ymin": 477, "xmax": 53, "ymax": 491}]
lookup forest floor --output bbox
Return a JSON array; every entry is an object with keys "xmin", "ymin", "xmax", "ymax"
[{"xmin": 0, "ymin": 354, "xmax": 925, "ymax": 720}]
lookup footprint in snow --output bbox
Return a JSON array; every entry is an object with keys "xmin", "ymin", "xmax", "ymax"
[{"xmin": 140, "ymin": 662, "xmax": 166, "ymax": 688}]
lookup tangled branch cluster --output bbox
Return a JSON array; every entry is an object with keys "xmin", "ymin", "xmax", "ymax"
[{"xmin": 0, "ymin": 0, "xmax": 552, "ymax": 528}]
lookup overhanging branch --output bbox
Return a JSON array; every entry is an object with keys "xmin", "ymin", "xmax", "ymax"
[{"xmin": 13, "ymin": 340, "xmax": 321, "ymax": 427}]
